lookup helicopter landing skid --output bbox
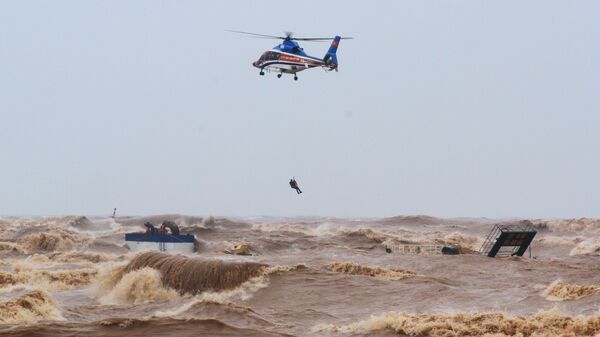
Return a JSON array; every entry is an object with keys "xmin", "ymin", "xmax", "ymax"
[{"xmin": 258, "ymin": 67, "xmax": 298, "ymax": 80}]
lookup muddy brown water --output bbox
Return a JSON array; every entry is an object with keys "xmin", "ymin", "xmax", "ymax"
[{"xmin": 1, "ymin": 215, "xmax": 600, "ymax": 336}]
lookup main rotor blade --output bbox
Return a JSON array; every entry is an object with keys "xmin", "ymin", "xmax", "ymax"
[
  {"xmin": 227, "ymin": 30, "xmax": 354, "ymax": 42},
  {"xmin": 226, "ymin": 30, "xmax": 285, "ymax": 40},
  {"xmin": 293, "ymin": 37, "xmax": 354, "ymax": 41}
]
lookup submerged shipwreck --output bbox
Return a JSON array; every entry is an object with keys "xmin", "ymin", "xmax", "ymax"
[
  {"xmin": 125, "ymin": 221, "xmax": 196, "ymax": 253},
  {"xmin": 385, "ymin": 223, "xmax": 537, "ymax": 257}
]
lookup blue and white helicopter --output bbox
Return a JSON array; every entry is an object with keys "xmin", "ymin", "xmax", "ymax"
[{"xmin": 230, "ymin": 31, "xmax": 352, "ymax": 80}]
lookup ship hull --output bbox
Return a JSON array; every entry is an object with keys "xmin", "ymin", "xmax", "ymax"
[{"xmin": 125, "ymin": 233, "xmax": 196, "ymax": 254}]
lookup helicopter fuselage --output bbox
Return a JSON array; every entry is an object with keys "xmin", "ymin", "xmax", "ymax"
[
  {"xmin": 253, "ymin": 50, "xmax": 332, "ymax": 73},
  {"xmin": 252, "ymin": 39, "xmax": 336, "ymax": 74}
]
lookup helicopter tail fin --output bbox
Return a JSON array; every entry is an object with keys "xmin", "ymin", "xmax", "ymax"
[{"xmin": 323, "ymin": 36, "xmax": 341, "ymax": 66}]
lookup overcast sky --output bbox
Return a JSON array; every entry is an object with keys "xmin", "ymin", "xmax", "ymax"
[{"xmin": 1, "ymin": 1, "xmax": 598, "ymax": 218}]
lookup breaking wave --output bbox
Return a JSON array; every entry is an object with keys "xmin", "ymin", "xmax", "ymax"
[
  {"xmin": 123, "ymin": 252, "xmax": 267, "ymax": 295},
  {"xmin": 328, "ymin": 262, "xmax": 415, "ymax": 280},
  {"xmin": 93, "ymin": 264, "xmax": 126, "ymax": 299},
  {"xmin": 313, "ymin": 309, "xmax": 600, "ymax": 336},
  {"xmin": 0, "ymin": 289, "xmax": 63, "ymax": 324},
  {"xmin": 94, "ymin": 267, "xmax": 178, "ymax": 304},
  {"xmin": 154, "ymin": 264, "xmax": 301, "ymax": 317},
  {"xmin": 543, "ymin": 280, "xmax": 600, "ymax": 301},
  {"xmin": 95, "ymin": 252, "xmax": 301, "ymax": 306}
]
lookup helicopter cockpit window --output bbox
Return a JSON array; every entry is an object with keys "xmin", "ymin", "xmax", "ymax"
[{"xmin": 259, "ymin": 52, "xmax": 278, "ymax": 62}]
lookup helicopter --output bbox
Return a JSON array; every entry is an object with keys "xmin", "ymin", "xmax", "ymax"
[{"xmin": 229, "ymin": 31, "xmax": 352, "ymax": 80}]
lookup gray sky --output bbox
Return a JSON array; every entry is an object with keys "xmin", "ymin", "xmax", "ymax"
[{"xmin": 1, "ymin": 1, "xmax": 599, "ymax": 218}]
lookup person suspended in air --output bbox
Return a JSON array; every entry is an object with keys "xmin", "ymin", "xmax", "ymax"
[{"xmin": 289, "ymin": 178, "xmax": 302, "ymax": 194}]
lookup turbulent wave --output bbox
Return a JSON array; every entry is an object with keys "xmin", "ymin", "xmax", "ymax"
[
  {"xmin": 543, "ymin": 280, "xmax": 600, "ymax": 301},
  {"xmin": 20, "ymin": 252, "xmax": 115, "ymax": 265},
  {"xmin": 1, "ymin": 216, "xmax": 90, "ymax": 239},
  {"xmin": 224, "ymin": 242, "xmax": 253, "ymax": 255},
  {"xmin": 2, "ymin": 316, "xmax": 290, "ymax": 337},
  {"xmin": 251, "ymin": 222, "xmax": 313, "ymax": 234},
  {"xmin": 0, "ymin": 268, "xmax": 97, "ymax": 291},
  {"xmin": 570, "ymin": 237, "xmax": 600, "ymax": 256},
  {"xmin": 51, "ymin": 252, "xmax": 115, "ymax": 263},
  {"xmin": 68, "ymin": 217, "xmax": 119, "ymax": 233},
  {"xmin": 94, "ymin": 264, "xmax": 126, "ymax": 299},
  {"xmin": 254, "ymin": 223, "xmax": 400, "ymax": 240},
  {"xmin": 532, "ymin": 218, "xmax": 600, "ymax": 233},
  {"xmin": 381, "ymin": 215, "xmax": 445, "ymax": 226},
  {"xmin": 339, "ymin": 228, "xmax": 390, "ymax": 243},
  {"xmin": 20, "ymin": 231, "xmax": 78, "ymax": 252},
  {"xmin": 0, "ymin": 241, "xmax": 22, "ymax": 252},
  {"xmin": 435, "ymin": 232, "xmax": 482, "ymax": 251},
  {"xmin": 194, "ymin": 264, "xmax": 300, "ymax": 303},
  {"xmin": 154, "ymin": 301, "xmax": 278, "ymax": 330},
  {"xmin": 0, "ymin": 289, "xmax": 63, "ymax": 324},
  {"xmin": 2, "ymin": 233, "xmax": 95, "ymax": 258},
  {"xmin": 116, "ymin": 215, "xmax": 247, "ymax": 230},
  {"xmin": 340, "ymin": 229, "xmax": 482, "ymax": 252},
  {"xmin": 16, "ymin": 317, "xmax": 290, "ymax": 337},
  {"xmin": 328, "ymin": 226, "xmax": 480, "ymax": 251},
  {"xmin": 116, "ymin": 214, "xmax": 204, "ymax": 227},
  {"xmin": 6, "ymin": 214, "xmax": 600, "ymax": 335},
  {"xmin": 328, "ymin": 262, "xmax": 415, "ymax": 280},
  {"xmin": 252, "ymin": 222, "xmax": 429, "ymax": 250},
  {"xmin": 314, "ymin": 309, "xmax": 600, "ymax": 336},
  {"xmin": 537, "ymin": 235, "xmax": 585, "ymax": 246},
  {"xmin": 123, "ymin": 252, "xmax": 267, "ymax": 295}
]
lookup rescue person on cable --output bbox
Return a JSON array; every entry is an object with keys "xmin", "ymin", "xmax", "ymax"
[{"xmin": 289, "ymin": 178, "xmax": 302, "ymax": 194}]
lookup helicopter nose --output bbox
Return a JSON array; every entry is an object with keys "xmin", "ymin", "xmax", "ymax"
[{"xmin": 252, "ymin": 61, "xmax": 258, "ymax": 68}]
